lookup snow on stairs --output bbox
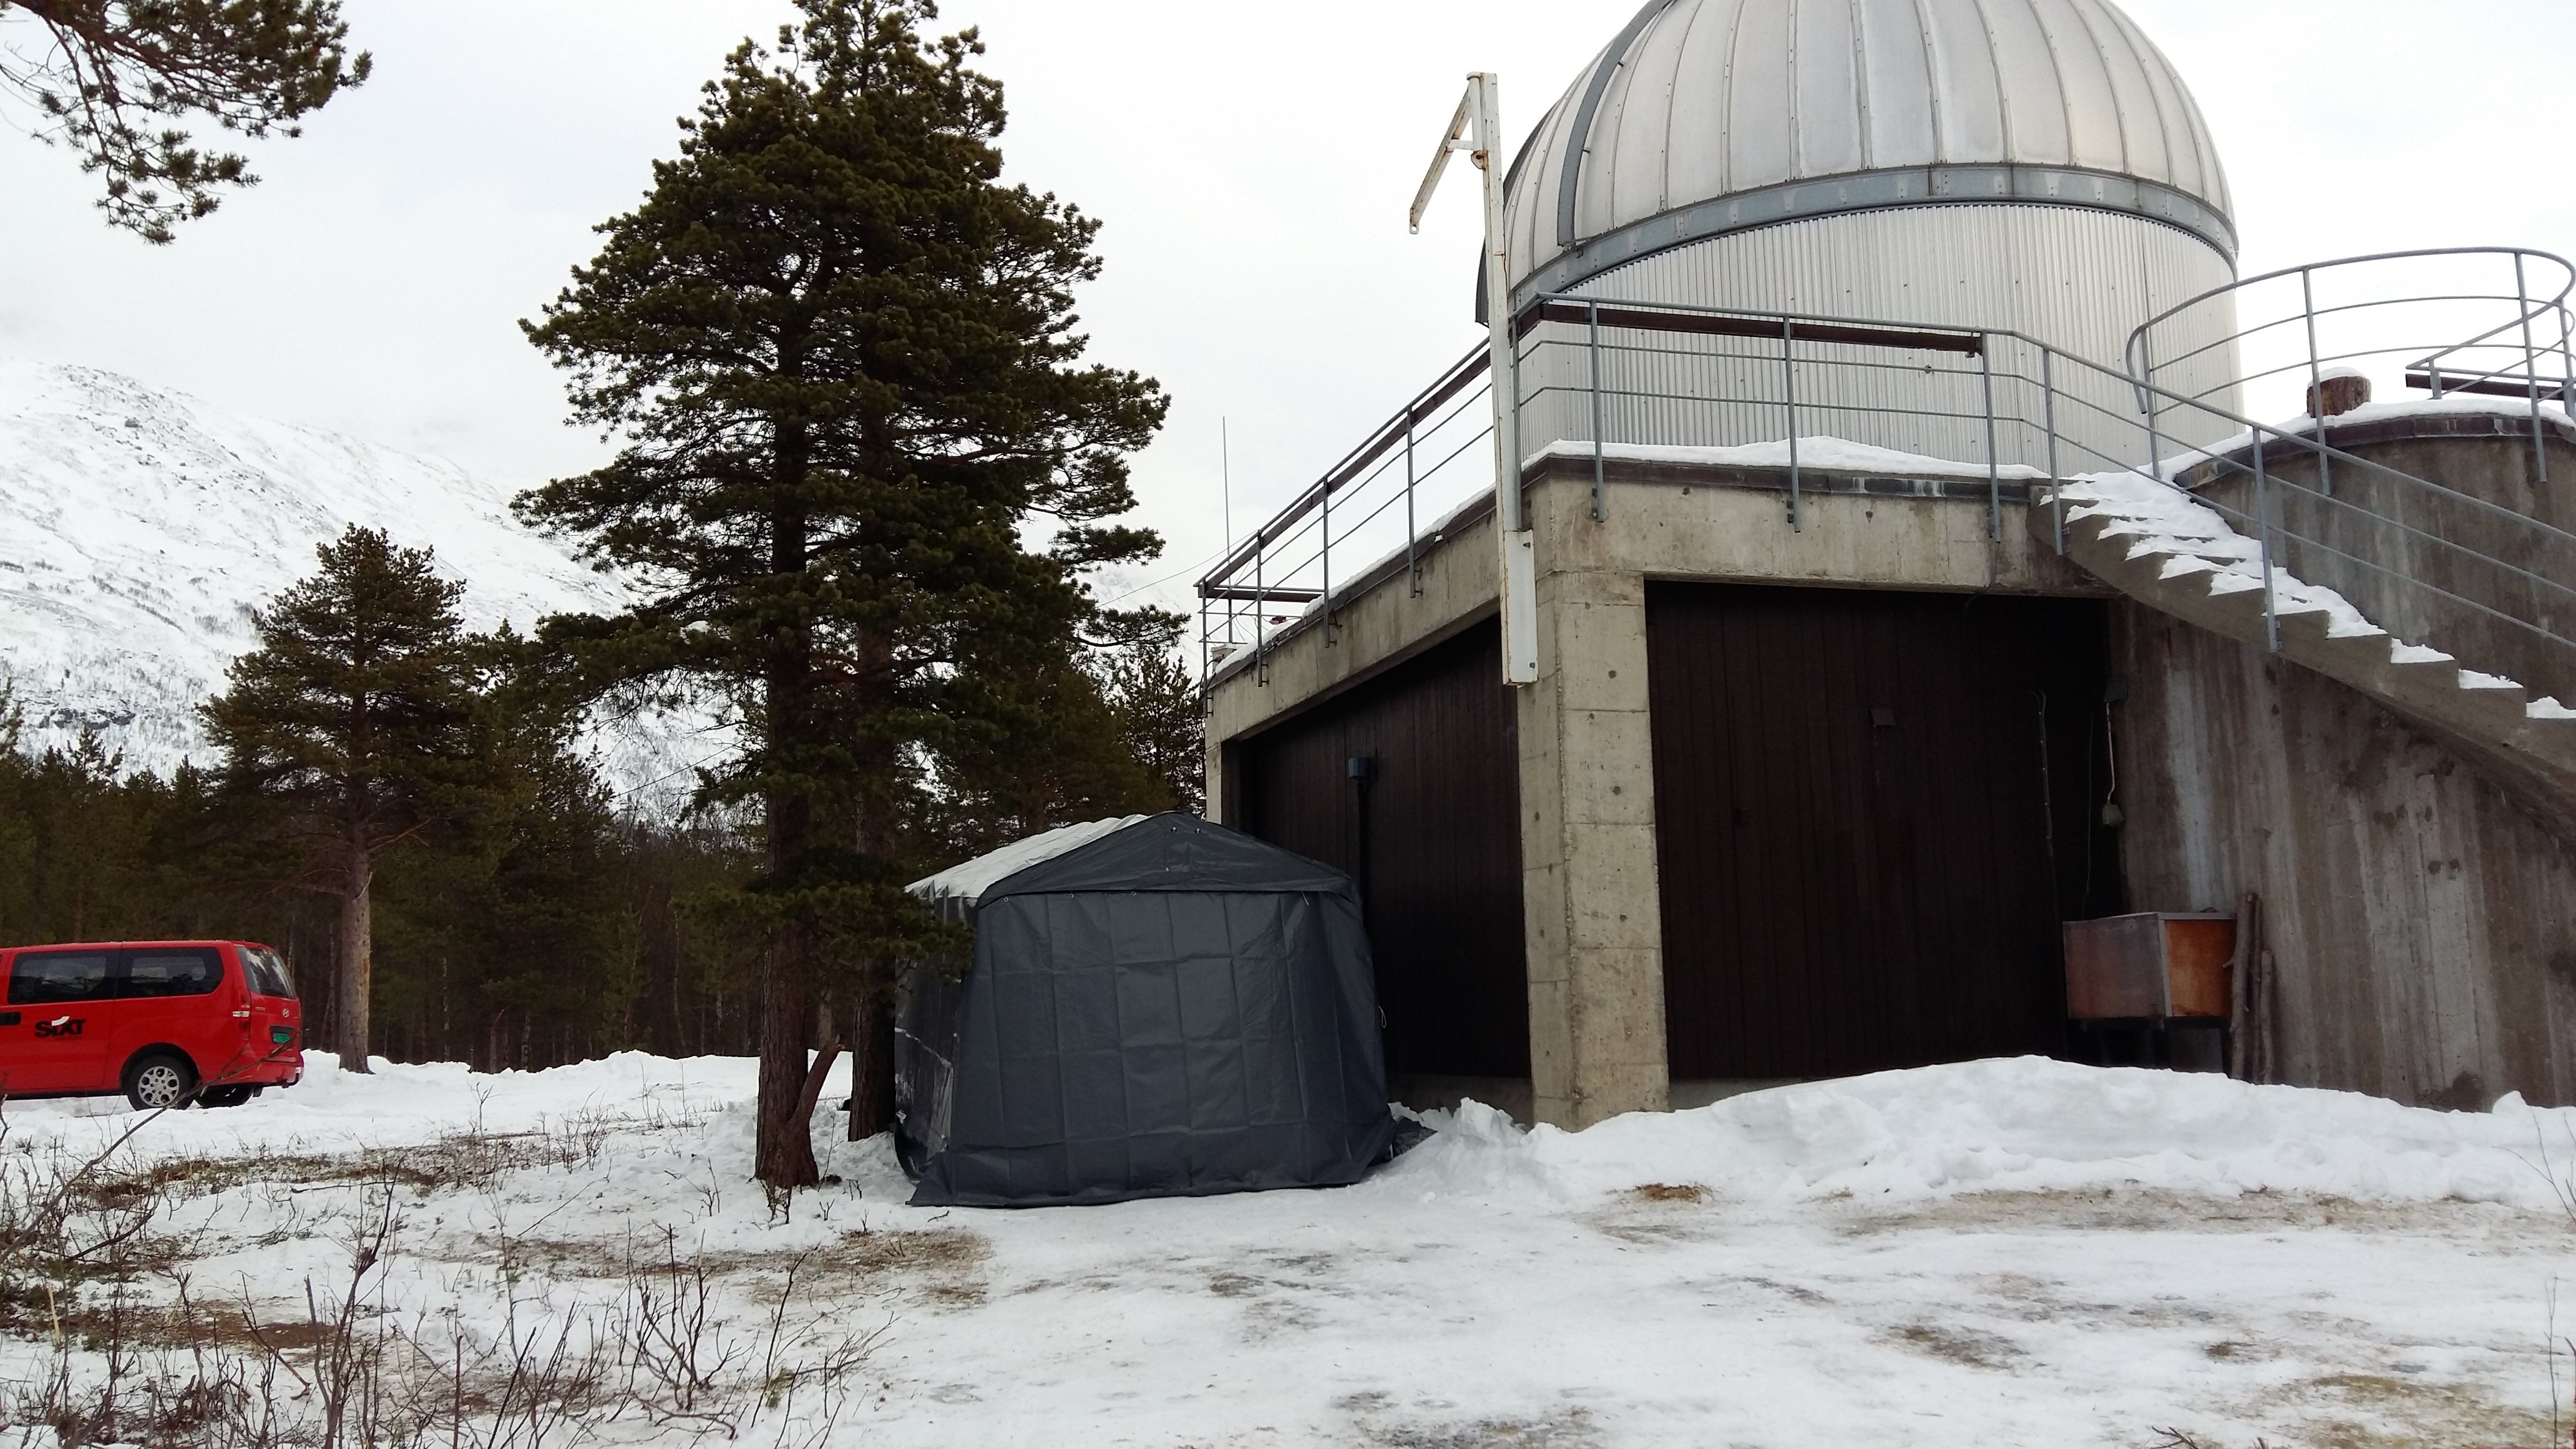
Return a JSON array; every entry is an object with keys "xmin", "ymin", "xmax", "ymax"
[{"xmin": 2038, "ymin": 473, "xmax": 2576, "ymax": 835}]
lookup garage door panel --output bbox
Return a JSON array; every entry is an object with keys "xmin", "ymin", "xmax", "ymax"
[{"xmin": 1647, "ymin": 584, "xmax": 2115, "ymax": 1081}]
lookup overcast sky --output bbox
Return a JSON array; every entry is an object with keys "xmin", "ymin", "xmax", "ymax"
[{"xmin": 1, "ymin": 0, "xmax": 2570, "ymax": 617}]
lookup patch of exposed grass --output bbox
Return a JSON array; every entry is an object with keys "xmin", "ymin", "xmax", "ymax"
[
  {"xmin": 76, "ymin": 1103, "xmax": 712, "ymax": 1214},
  {"xmin": 509, "ymin": 1224, "xmax": 992, "ymax": 1308},
  {"xmin": 1367, "ymin": 1407, "xmax": 1599, "ymax": 1448},
  {"xmin": 1842, "ymin": 1186, "xmax": 2568, "ymax": 1244},
  {"xmin": 1880, "ymin": 1322, "xmax": 2027, "ymax": 1370},
  {"xmin": 2278, "ymin": 1370, "xmax": 2554, "ymax": 1449}
]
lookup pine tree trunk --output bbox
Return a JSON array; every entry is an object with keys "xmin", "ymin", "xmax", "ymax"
[
  {"xmin": 847, "ymin": 627, "xmax": 902, "ymax": 1143},
  {"xmin": 846, "ymin": 989, "xmax": 895, "ymax": 1139},
  {"xmin": 335, "ymin": 832, "xmax": 374, "ymax": 1075},
  {"xmin": 753, "ymin": 426, "xmax": 821, "ymax": 1189},
  {"xmin": 754, "ymin": 930, "xmax": 820, "ymax": 1186}
]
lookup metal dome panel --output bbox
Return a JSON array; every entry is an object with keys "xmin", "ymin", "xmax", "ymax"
[{"xmin": 1506, "ymin": 0, "xmax": 2235, "ymax": 298}]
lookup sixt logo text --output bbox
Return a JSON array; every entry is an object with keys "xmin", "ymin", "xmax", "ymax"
[{"xmin": 34, "ymin": 1018, "xmax": 84, "ymax": 1039}]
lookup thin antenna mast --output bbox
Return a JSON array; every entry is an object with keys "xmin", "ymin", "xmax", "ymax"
[
  {"xmin": 1413, "ymin": 72, "xmax": 1537, "ymax": 686},
  {"xmin": 1221, "ymin": 417, "xmax": 1232, "ymax": 551}
]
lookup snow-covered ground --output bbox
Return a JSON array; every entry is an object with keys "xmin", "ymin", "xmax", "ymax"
[{"xmin": 7, "ymin": 1053, "xmax": 2572, "ymax": 1446}]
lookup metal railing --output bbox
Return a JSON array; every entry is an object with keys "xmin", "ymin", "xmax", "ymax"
[
  {"xmin": 1196, "ymin": 346, "xmax": 1495, "ymax": 687},
  {"xmin": 1203, "ymin": 255, "xmax": 2576, "ymax": 710},
  {"xmin": 2129, "ymin": 247, "xmax": 2576, "ymax": 489}
]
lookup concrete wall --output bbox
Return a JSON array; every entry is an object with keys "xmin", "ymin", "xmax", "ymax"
[
  {"xmin": 2116, "ymin": 600, "xmax": 2576, "ymax": 1108},
  {"xmin": 1206, "ymin": 455, "xmax": 2104, "ymax": 1128},
  {"xmin": 1204, "ymin": 409, "xmax": 2576, "ymax": 1131},
  {"xmin": 1208, "ymin": 457, "xmax": 2104, "ymax": 826},
  {"xmin": 1517, "ymin": 510, "xmax": 1667, "ymax": 1128}
]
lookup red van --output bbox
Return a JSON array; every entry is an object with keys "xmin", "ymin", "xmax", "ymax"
[{"xmin": 0, "ymin": 941, "xmax": 305, "ymax": 1110}]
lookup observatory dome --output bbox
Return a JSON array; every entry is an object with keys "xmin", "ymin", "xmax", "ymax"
[
  {"xmin": 1506, "ymin": 0, "xmax": 2236, "ymax": 299},
  {"xmin": 1499, "ymin": 0, "xmax": 2244, "ymax": 470}
]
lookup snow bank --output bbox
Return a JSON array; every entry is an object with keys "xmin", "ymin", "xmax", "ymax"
[
  {"xmin": 24, "ymin": 1051, "xmax": 2567, "ymax": 1219},
  {"xmin": 1388, "ymin": 1057, "xmax": 2572, "ymax": 1211},
  {"xmin": 6, "ymin": 1050, "xmax": 764, "ymax": 1161}
]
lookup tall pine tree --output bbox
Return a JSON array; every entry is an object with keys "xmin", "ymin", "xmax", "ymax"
[
  {"xmin": 519, "ymin": 0, "xmax": 1166, "ymax": 1186},
  {"xmin": 202, "ymin": 525, "xmax": 485, "ymax": 1073}
]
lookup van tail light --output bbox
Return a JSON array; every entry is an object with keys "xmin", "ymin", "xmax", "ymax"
[{"xmin": 232, "ymin": 1009, "xmax": 251, "ymax": 1020}]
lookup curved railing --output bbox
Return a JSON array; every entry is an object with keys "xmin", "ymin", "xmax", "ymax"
[{"xmin": 2126, "ymin": 246, "xmax": 2576, "ymax": 452}]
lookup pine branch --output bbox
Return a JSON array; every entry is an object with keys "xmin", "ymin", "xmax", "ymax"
[{"xmin": 0, "ymin": 0, "xmax": 369, "ymax": 241}]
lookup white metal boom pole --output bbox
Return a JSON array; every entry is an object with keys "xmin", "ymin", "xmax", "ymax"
[{"xmin": 1414, "ymin": 72, "xmax": 1538, "ymax": 686}]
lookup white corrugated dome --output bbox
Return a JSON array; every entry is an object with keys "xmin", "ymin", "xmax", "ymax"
[{"xmin": 1505, "ymin": 0, "xmax": 2235, "ymax": 301}]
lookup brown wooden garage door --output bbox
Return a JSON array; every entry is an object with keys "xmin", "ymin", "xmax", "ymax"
[
  {"xmin": 1235, "ymin": 623, "xmax": 1528, "ymax": 1079},
  {"xmin": 1646, "ymin": 583, "xmax": 2119, "ymax": 1081}
]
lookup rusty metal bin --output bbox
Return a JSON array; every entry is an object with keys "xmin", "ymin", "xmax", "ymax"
[{"xmin": 2063, "ymin": 912, "xmax": 2237, "ymax": 1021}]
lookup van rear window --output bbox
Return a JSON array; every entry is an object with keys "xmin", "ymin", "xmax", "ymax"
[
  {"xmin": 241, "ymin": 946, "xmax": 296, "ymax": 1000},
  {"xmin": 124, "ymin": 949, "xmax": 222, "ymax": 998},
  {"xmin": 8, "ymin": 952, "xmax": 111, "ymax": 1005}
]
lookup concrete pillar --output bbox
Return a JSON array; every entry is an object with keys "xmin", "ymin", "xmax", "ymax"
[
  {"xmin": 1203, "ymin": 732, "xmax": 1227, "ymax": 824},
  {"xmin": 1518, "ymin": 564, "xmax": 1671, "ymax": 1128}
]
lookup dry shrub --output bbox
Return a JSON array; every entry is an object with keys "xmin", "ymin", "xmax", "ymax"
[{"xmin": 0, "ymin": 1098, "xmax": 882, "ymax": 1448}]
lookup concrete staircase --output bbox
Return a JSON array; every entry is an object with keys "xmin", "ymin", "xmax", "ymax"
[{"xmin": 2036, "ymin": 477, "xmax": 2576, "ymax": 836}]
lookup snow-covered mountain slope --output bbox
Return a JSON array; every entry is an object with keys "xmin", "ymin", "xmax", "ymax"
[{"xmin": 0, "ymin": 356, "xmax": 703, "ymax": 797}]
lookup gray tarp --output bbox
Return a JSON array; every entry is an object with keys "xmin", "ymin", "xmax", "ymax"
[{"xmin": 899, "ymin": 814, "xmax": 1395, "ymax": 1208}]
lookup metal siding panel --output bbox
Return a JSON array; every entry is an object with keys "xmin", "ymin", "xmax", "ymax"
[
  {"xmin": 1633, "ymin": 1, "xmax": 1695, "ymax": 216},
  {"xmin": 2099, "ymin": 1, "xmax": 2206, "ymax": 200},
  {"xmin": 2033, "ymin": 0, "xmax": 2125, "ymax": 173},
  {"xmin": 1727, "ymin": 0, "xmax": 1798, "ymax": 191},
  {"xmin": 2169, "ymin": 65, "xmax": 2230, "ymax": 217},
  {"xmin": 1986, "ymin": 0, "xmax": 2072, "ymax": 166},
  {"xmin": 2071, "ymin": 0, "xmax": 2164, "ymax": 182},
  {"xmin": 1793, "ymin": 0, "xmax": 1866, "ymax": 177},
  {"xmin": 1921, "ymin": 0, "xmax": 2007, "ymax": 162},
  {"xmin": 1585, "ymin": 37, "xmax": 1645, "ymax": 242},
  {"xmin": 1513, "ymin": 95, "xmax": 1581, "ymax": 285},
  {"xmin": 1664, "ymin": 0, "xmax": 1744, "ymax": 217},
  {"xmin": 1856, "ymin": 0, "xmax": 1939, "ymax": 167}
]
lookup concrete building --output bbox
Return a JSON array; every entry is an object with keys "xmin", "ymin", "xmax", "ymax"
[{"xmin": 1199, "ymin": 0, "xmax": 2576, "ymax": 1126}]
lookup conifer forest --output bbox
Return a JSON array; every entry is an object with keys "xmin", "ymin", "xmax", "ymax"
[{"xmin": 0, "ymin": 525, "xmax": 1201, "ymax": 1076}]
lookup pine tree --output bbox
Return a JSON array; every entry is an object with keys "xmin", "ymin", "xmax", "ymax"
[
  {"xmin": 0, "ymin": 0, "xmax": 369, "ymax": 242},
  {"xmin": 201, "ymin": 525, "xmax": 485, "ymax": 1073},
  {"xmin": 0, "ymin": 679, "xmax": 27, "ymax": 940},
  {"xmin": 519, "ymin": 0, "xmax": 1166, "ymax": 1186},
  {"xmin": 1100, "ymin": 624, "xmax": 1205, "ymax": 815},
  {"xmin": 921, "ymin": 643, "xmax": 1170, "ymax": 861}
]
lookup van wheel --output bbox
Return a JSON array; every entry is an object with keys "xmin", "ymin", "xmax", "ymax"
[
  {"xmin": 201, "ymin": 1085, "xmax": 254, "ymax": 1108},
  {"xmin": 125, "ymin": 1053, "xmax": 198, "ymax": 1111}
]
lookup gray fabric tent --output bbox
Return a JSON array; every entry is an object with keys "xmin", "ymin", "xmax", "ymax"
[{"xmin": 896, "ymin": 813, "xmax": 1395, "ymax": 1208}]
